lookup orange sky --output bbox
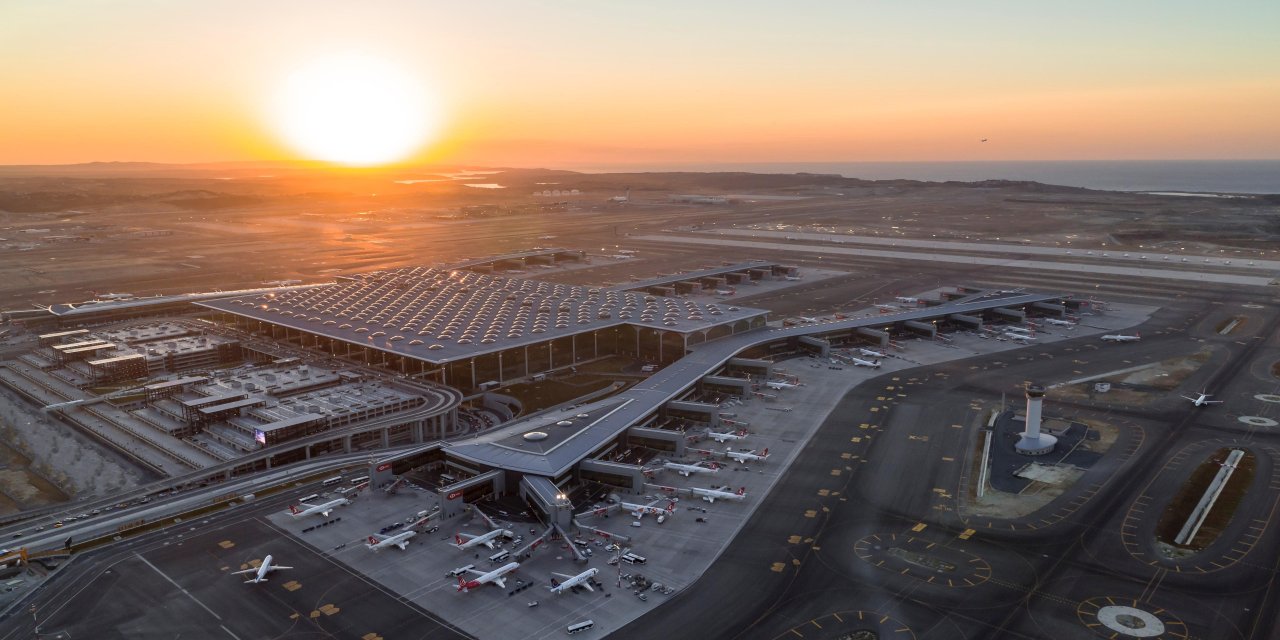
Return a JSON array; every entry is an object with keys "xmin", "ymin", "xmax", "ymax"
[{"xmin": 2, "ymin": 1, "xmax": 1278, "ymax": 166}]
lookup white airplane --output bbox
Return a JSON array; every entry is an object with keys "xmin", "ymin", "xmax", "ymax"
[
  {"xmin": 1101, "ymin": 332, "xmax": 1141, "ymax": 342},
  {"xmin": 850, "ymin": 357, "xmax": 881, "ymax": 368},
  {"xmin": 785, "ymin": 276, "xmax": 802, "ymax": 281},
  {"xmin": 1043, "ymin": 318, "xmax": 1076, "ymax": 327},
  {"xmin": 764, "ymin": 380, "xmax": 799, "ymax": 390},
  {"xmin": 288, "ymin": 498, "xmax": 350, "ymax": 519},
  {"xmin": 366, "ymin": 530, "xmax": 417, "ymax": 551},
  {"xmin": 664, "ymin": 461, "xmax": 720, "ymax": 477},
  {"xmin": 691, "ymin": 486, "xmax": 747, "ymax": 503},
  {"xmin": 875, "ymin": 304, "xmax": 899, "ymax": 312},
  {"xmin": 1182, "ymin": 392, "xmax": 1223, "ymax": 407},
  {"xmin": 620, "ymin": 499, "xmax": 675, "ymax": 519},
  {"xmin": 707, "ymin": 429, "xmax": 748, "ymax": 443},
  {"xmin": 1003, "ymin": 331, "xmax": 1036, "ymax": 341},
  {"xmin": 231, "ymin": 555, "xmax": 292, "ymax": 584},
  {"xmin": 549, "ymin": 567, "xmax": 599, "ymax": 594},
  {"xmin": 453, "ymin": 528, "xmax": 513, "ymax": 551},
  {"xmin": 95, "ymin": 292, "xmax": 135, "ymax": 300},
  {"xmin": 456, "ymin": 562, "xmax": 520, "ymax": 592},
  {"xmin": 715, "ymin": 289, "xmax": 735, "ymax": 296},
  {"xmin": 797, "ymin": 316, "xmax": 818, "ymax": 323},
  {"xmin": 725, "ymin": 448, "xmax": 769, "ymax": 464},
  {"xmin": 894, "ymin": 296, "xmax": 922, "ymax": 304},
  {"xmin": 1004, "ymin": 326, "xmax": 1034, "ymax": 335},
  {"xmin": 858, "ymin": 348, "xmax": 888, "ymax": 359}
]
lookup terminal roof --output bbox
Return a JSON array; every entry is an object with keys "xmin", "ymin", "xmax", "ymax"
[{"xmin": 445, "ymin": 291, "xmax": 1067, "ymax": 476}]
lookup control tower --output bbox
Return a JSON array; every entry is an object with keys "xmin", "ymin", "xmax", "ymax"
[{"xmin": 1015, "ymin": 382, "xmax": 1057, "ymax": 455}]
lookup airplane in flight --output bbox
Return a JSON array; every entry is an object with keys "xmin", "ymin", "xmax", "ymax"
[
  {"xmin": 549, "ymin": 567, "xmax": 599, "ymax": 595},
  {"xmin": 850, "ymin": 357, "xmax": 881, "ymax": 368},
  {"xmin": 231, "ymin": 555, "xmax": 292, "ymax": 584},
  {"xmin": 1182, "ymin": 392, "xmax": 1224, "ymax": 407},
  {"xmin": 288, "ymin": 498, "xmax": 350, "ymax": 519},
  {"xmin": 453, "ymin": 527, "xmax": 513, "ymax": 551},
  {"xmin": 764, "ymin": 380, "xmax": 800, "ymax": 390},
  {"xmin": 621, "ymin": 499, "xmax": 675, "ymax": 519},
  {"xmin": 664, "ymin": 461, "xmax": 719, "ymax": 477},
  {"xmin": 457, "ymin": 562, "xmax": 521, "ymax": 592},
  {"xmin": 1042, "ymin": 318, "xmax": 1076, "ymax": 327},
  {"xmin": 725, "ymin": 448, "xmax": 769, "ymax": 464},
  {"xmin": 707, "ymin": 429, "xmax": 748, "ymax": 443},
  {"xmin": 858, "ymin": 348, "xmax": 889, "ymax": 359},
  {"xmin": 366, "ymin": 530, "xmax": 417, "ymax": 551},
  {"xmin": 1101, "ymin": 332, "xmax": 1141, "ymax": 342},
  {"xmin": 691, "ymin": 486, "xmax": 747, "ymax": 503}
]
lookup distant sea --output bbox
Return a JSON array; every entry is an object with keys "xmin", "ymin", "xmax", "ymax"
[{"xmin": 576, "ymin": 160, "xmax": 1280, "ymax": 195}]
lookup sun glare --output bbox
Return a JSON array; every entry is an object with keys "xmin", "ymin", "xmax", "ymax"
[{"xmin": 272, "ymin": 53, "xmax": 439, "ymax": 166}]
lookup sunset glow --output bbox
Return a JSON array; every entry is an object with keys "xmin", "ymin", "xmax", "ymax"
[
  {"xmin": 271, "ymin": 53, "xmax": 439, "ymax": 166},
  {"xmin": 0, "ymin": 1, "xmax": 1276, "ymax": 166}
]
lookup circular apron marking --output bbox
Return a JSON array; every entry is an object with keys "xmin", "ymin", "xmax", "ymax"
[{"xmin": 1239, "ymin": 416, "xmax": 1279, "ymax": 427}]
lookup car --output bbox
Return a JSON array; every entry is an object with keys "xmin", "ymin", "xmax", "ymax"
[
  {"xmin": 638, "ymin": 593, "xmax": 648, "ymax": 601},
  {"xmin": 53, "ymin": 522, "xmax": 63, "ymax": 528},
  {"xmin": 91, "ymin": 509, "xmax": 100, "ymax": 515},
  {"xmin": 695, "ymin": 517, "xmax": 707, "ymax": 523},
  {"xmin": 426, "ymin": 526, "xmax": 439, "ymax": 534}
]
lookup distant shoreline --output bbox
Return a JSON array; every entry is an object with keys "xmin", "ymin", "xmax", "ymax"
[{"xmin": 568, "ymin": 159, "xmax": 1280, "ymax": 195}]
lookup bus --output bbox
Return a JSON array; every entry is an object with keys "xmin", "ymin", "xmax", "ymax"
[
  {"xmin": 321, "ymin": 477, "xmax": 342, "ymax": 487},
  {"xmin": 298, "ymin": 494, "xmax": 320, "ymax": 503},
  {"xmin": 567, "ymin": 620, "xmax": 594, "ymax": 634},
  {"xmin": 488, "ymin": 550, "xmax": 510, "ymax": 563},
  {"xmin": 620, "ymin": 552, "xmax": 647, "ymax": 565},
  {"xmin": 350, "ymin": 475, "xmax": 369, "ymax": 486}
]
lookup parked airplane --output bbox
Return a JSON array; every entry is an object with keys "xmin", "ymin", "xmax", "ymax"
[
  {"xmin": 797, "ymin": 316, "xmax": 818, "ymax": 323},
  {"xmin": 764, "ymin": 380, "xmax": 799, "ymax": 390},
  {"xmin": 858, "ymin": 348, "xmax": 889, "ymax": 359},
  {"xmin": 894, "ymin": 296, "xmax": 922, "ymax": 304},
  {"xmin": 715, "ymin": 289, "xmax": 735, "ymax": 296},
  {"xmin": 1004, "ymin": 326, "xmax": 1034, "ymax": 335},
  {"xmin": 664, "ymin": 461, "xmax": 719, "ymax": 477},
  {"xmin": 1182, "ymin": 392, "xmax": 1224, "ymax": 407},
  {"xmin": 1101, "ymin": 332, "xmax": 1141, "ymax": 342},
  {"xmin": 691, "ymin": 486, "xmax": 747, "ymax": 503},
  {"xmin": 549, "ymin": 567, "xmax": 599, "ymax": 594},
  {"xmin": 453, "ymin": 527, "xmax": 513, "ymax": 551},
  {"xmin": 288, "ymin": 498, "xmax": 350, "ymax": 518},
  {"xmin": 707, "ymin": 429, "xmax": 748, "ymax": 443},
  {"xmin": 850, "ymin": 357, "xmax": 881, "ymax": 368},
  {"xmin": 875, "ymin": 304, "xmax": 899, "ymax": 312},
  {"xmin": 366, "ymin": 530, "xmax": 417, "ymax": 551},
  {"xmin": 725, "ymin": 448, "xmax": 769, "ymax": 464},
  {"xmin": 1043, "ymin": 318, "xmax": 1076, "ymax": 327},
  {"xmin": 231, "ymin": 555, "xmax": 292, "ymax": 584},
  {"xmin": 785, "ymin": 276, "xmax": 803, "ymax": 281},
  {"xmin": 620, "ymin": 499, "xmax": 675, "ymax": 519},
  {"xmin": 457, "ymin": 562, "xmax": 520, "ymax": 592}
]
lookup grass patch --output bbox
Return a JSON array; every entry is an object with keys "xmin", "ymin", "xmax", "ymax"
[
  {"xmin": 1155, "ymin": 448, "xmax": 1255, "ymax": 551},
  {"xmin": 500, "ymin": 378, "xmax": 628, "ymax": 415}
]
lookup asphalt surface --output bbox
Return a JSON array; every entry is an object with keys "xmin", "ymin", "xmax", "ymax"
[
  {"xmin": 0, "ymin": 489, "xmax": 471, "ymax": 640},
  {"xmin": 615, "ymin": 287, "xmax": 1280, "ymax": 640}
]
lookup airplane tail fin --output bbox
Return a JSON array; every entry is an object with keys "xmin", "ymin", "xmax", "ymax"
[
  {"xmin": 288, "ymin": 505, "xmax": 299, "ymax": 515},
  {"xmin": 737, "ymin": 487, "xmax": 746, "ymax": 496},
  {"xmin": 456, "ymin": 576, "xmax": 467, "ymax": 592},
  {"xmin": 368, "ymin": 536, "xmax": 379, "ymax": 545},
  {"xmin": 455, "ymin": 533, "xmax": 464, "ymax": 546},
  {"xmin": 666, "ymin": 501, "xmax": 676, "ymax": 512},
  {"xmin": 762, "ymin": 448, "xmax": 769, "ymax": 457}
]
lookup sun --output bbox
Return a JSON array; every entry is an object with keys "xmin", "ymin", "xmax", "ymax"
[{"xmin": 271, "ymin": 53, "xmax": 440, "ymax": 166}]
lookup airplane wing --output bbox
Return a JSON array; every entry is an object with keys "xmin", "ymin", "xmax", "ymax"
[
  {"xmin": 551, "ymin": 572, "xmax": 576, "ymax": 580},
  {"xmin": 229, "ymin": 568, "xmax": 258, "ymax": 575},
  {"xmin": 273, "ymin": 565, "xmax": 293, "ymax": 570},
  {"xmin": 463, "ymin": 568, "xmax": 487, "ymax": 577},
  {"xmin": 491, "ymin": 577, "xmax": 507, "ymax": 589},
  {"xmin": 1181, "ymin": 396, "xmax": 1196, "ymax": 401}
]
